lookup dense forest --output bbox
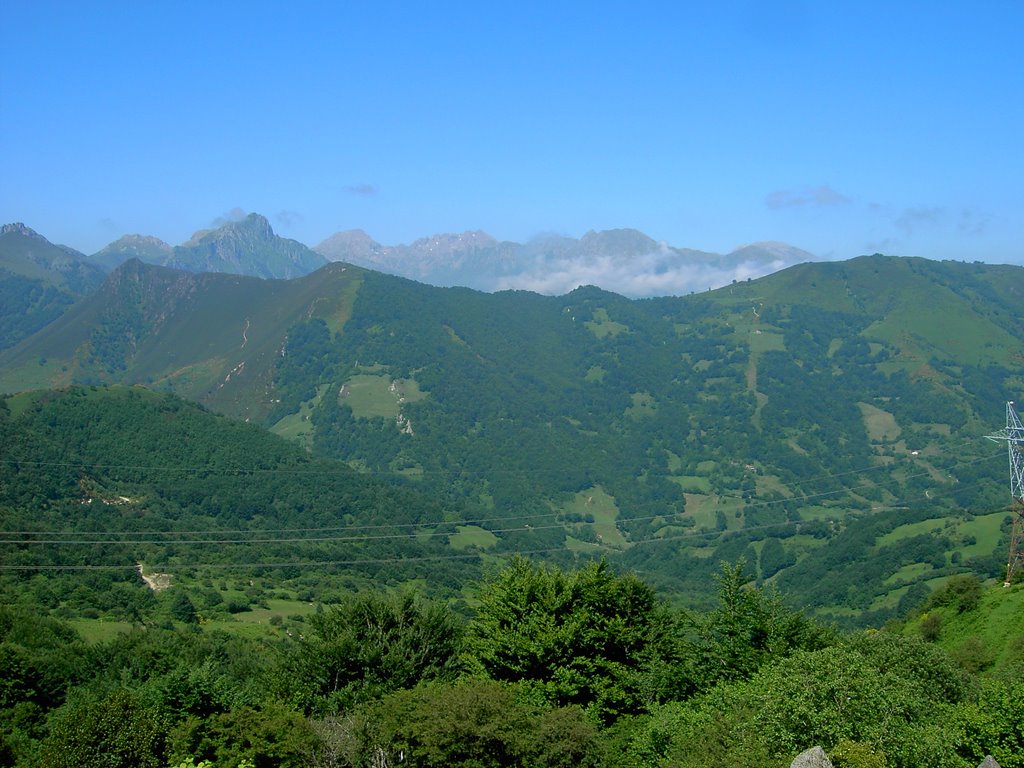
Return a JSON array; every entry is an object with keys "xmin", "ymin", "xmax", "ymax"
[
  {"xmin": 2, "ymin": 558, "xmax": 1022, "ymax": 767},
  {"xmin": 0, "ymin": 388, "xmax": 1022, "ymax": 767}
]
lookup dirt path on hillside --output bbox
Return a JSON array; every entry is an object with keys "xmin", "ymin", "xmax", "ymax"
[{"xmin": 136, "ymin": 563, "xmax": 171, "ymax": 591}]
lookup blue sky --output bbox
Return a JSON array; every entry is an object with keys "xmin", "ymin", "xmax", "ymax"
[{"xmin": 1, "ymin": 1, "xmax": 1021, "ymax": 266}]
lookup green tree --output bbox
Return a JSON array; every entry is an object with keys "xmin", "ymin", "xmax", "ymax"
[
  {"xmin": 466, "ymin": 557, "xmax": 666, "ymax": 720},
  {"xmin": 349, "ymin": 679, "xmax": 603, "ymax": 768},
  {"xmin": 639, "ymin": 633, "xmax": 972, "ymax": 768},
  {"xmin": 167, "ymin": 703, "xmax": 315, "ymax": 768},
  {"xmin": 39, "ymin": 688, "xmax": 167, "ymax": 768},
  {"xmin": 695, "ymin": 560, "xmax": 826, "ymax": 687},
  {"xmin": 953, "ymin": 676, "xmax": 1024, "ymax": 768},
  {"xmin": 282, "ymin": 591, "xmax": 461, "ymax": 714},
  {"xmin": 169, "ymin": 591, "xmax": 199, "ymax": 624}
]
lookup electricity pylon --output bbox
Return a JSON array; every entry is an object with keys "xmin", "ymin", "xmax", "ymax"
[{"xmin": 986, "ymin": 401, "xmax": 1024, "ymax": 585}]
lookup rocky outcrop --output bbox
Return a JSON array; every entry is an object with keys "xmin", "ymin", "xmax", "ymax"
[{"xmin": 790, "ymin": 746, "xmax": 835, "ymax": 768}]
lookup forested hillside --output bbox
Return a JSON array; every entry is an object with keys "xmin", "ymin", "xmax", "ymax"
[
  {"xmin": 0, "ymin": 223, "xmax": 107, "ymax": 350},
  {"xmin": 0, "ymin": 387, "xmax": 475, "ymax": 605},
  {"xmin": 1, "ymin": 255, "xmax": 1021, "ymax": 621},
  {"xmin": 2, "ymin": 555, "xmax": 1021, "ymax": 768}
]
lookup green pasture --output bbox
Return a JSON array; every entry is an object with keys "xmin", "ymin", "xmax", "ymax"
[
  {"xmin": 956, "ymin": 511, "xmax": 1005, "ymax": 559},
  {"xmin": 560, "ymin": 486, "xmax": 628, "ymax": 548},
  {"xmin": 66, "ymin": 618, "xmax": 135, "ymax": 644},
  {"xmin": 340, "ymin": 374, "xmax": 424, "ymax": 420},
  {"xmin": 584, "ymin": 308, "xmax": 628, "ymax": 339},
  {"xmin": 875, "ymin": 515, "xmax": 950, "ymax": 548},
  {"xmin": 271, "ymin": 383, "xmax": 328, "ymax": 445},
  {"xmin": 625, "ymin": 391, "xmax": 657, "ymax": 419},
  {"xmin": 858, "ymin": 402, "xmax": 902, "ymax": 443},
  {"xmin": 449, "ymin": 525, "xmax": 498, "ymax": 550},
  {"xmin": 870, "ymin": 584, "xmax": 910, "ymax": 611},
  {"xmin": 670, "ymin": 475, "xmax": 712, "ymax": 493},
  {"xmin": 565, "ymin": 535, "xmax": 603, "ymax": 554},
  {"xmin": 884, "ymin": 562, "xmax": 934, "ymax": 586},
  {"xmin": 904, "ymin": 581, "xmax": 1024, "ymax": 671},
  {"xmin": 0, "ymin": 358, "xmax": 64, "ymax": 394},
  {"xmin": 744, "ymin": 327, "xmax": 785, "ymax": 354},
  {"xmin": 227, "ymin": 598, "xmax": 318, "ymax": 624}
]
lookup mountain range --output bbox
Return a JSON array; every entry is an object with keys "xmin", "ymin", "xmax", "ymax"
[
  {"xmin": 91, "ymin": 212, "xmax": 328, "ymax": 278},
  {"xmin": 2, "ymin": 213, "xmax": 815, "ymax": 295},
  {"xmin": 0, "ymin": 214, "xmax": 817, "ymax": 352},
  {"xmin": 1, "ymin": 231, "xmax": 1021, "ymax": 621},
  {"xmin": 313, "ymin": 227, "xmax": 815, "ymax": 296}
]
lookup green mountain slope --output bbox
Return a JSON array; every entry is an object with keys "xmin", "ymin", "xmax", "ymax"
[
  {"xmin": 0, "ymin": 386, "xmax": 472, "ymax": 592},
  {"xmin": 1, "ymin": 254, "xmax": 1021, "ymax": 620},
  {"xmin": 898, "ymin": 574, "xmax": 1024, "ymax": 674},
  {"xmin": 0, "ymin": 223, "xmax": 108, "ymax": 350},
  {"xmin": 0, "ymin": 258, "xmax": 363, "ymax": 421}
]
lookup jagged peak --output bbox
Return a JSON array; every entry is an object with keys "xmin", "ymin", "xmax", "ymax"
[
  {"xmin": 1, "ymin": 222, "xmax": 47, "ymax": 240},
  {"xmin": 727, "ymin": 241, "xmax": 816, "ymax": 260},
  {"xmin": 185, "ymin": 213, "xmax": 274, "ymax": 246},
  {"xmin": 316, "ymin": 229, "xmax": 381, "ymax": 249},
  {"xmin": 577, "ymin": 228, "xmax": 660, "ymax": 257},
  {"xmin": 406, "ymin": 230, "xmax": 497, "ymax": 250},
  {"xmin": 98, "ymin": 234, "xmax": 173, "ymax": 253}
]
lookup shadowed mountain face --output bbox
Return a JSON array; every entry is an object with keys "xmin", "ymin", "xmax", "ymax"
[
  {"xmin": 1, "ymin": 253, "xmax": 1021, "ymax": 621},
  {"xmin": 0, "ymin": 223, "xmax": 106, "ymax": 290},
  {"xmin": 0, "ymin": 258, "xmax": 362, "ymax": 421},
  {"xmin": 0, "ymin": 223, "xmax": 108, "ymax": 349},
  {"xmin": 92, "ymin": 214, "xmax": 328, "ymax": 279},
  {"xmin": 90, "ymin": 234, "xmax": 174, "ymax": 270},
  {"xmin": 315, "ymin": 227, "xmax": 815, "ymax": 296}
]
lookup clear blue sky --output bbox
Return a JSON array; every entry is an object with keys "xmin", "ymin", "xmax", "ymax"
[{"xmin": 1, "ymin": 1, "xmax": 1021, "ymax": 264}]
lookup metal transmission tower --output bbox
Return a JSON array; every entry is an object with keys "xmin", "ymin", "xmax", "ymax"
[{"xmin": 986, "ymin": 401, "xmax": 1024, "ymax": 585}]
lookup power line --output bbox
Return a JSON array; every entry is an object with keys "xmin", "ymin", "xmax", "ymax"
[
  {"xmin": 1, "ymin": 453, "xmax": 997, "ymax": 541},
  {"xmin": 2, "ymin": 495, "xmax": 1013, "ymax": 573},
  {"xmin": 2, "ymin": 447, "xmax": 997, "ymax": 485}
]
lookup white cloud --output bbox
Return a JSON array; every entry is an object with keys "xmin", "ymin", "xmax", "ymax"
[
  {"xmin": 895, "ymin": 206, "xmax": 944, "ymax": 235},
  {"xmin": 276, "ymin": 209, "xmax": 304, "ymax": 228},
  {"xmin": 210, "ymin": 207, "xmax": 247, "ymax": 227},
  {"xmin": 495, "ymin": 251, "xmax": 799, "ymax": 298},
  {"xmin": 343, "ymin": 183, "xmax": 378, "ymax": 197},
  {"xmin": 765, "ymin": 184, "xmax": 850, "ymax": 209}
]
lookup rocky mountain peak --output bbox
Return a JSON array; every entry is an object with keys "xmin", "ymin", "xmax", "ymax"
[
  {"xmin": 186, "ymin": 213, "xmax": 274, "ymax": 247},
  {"xmin": 578, "ymin": 228, "xmax": 659, "ymax": 257},
  {"xmin": 314, "ymin": 229, "xmax": 384, "ymax": 262},
  {"xmin": 103, "ymin": 234, "xmax": 172, "ymax": 252},
  {"xmin": 231, "ymin": 213, "xmax": 274, "ymax": 238},
  {"xmin": 1, "ymin": 222, "xmax": 47, "ymax": 240},
  {"xmin": 407, "ymin": 230, "xmax": 497, "ymax": 254}
]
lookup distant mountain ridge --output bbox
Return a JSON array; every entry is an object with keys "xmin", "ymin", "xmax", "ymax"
[
  {"xmin": 315, "ymin": 227, "xmax": 815, "ymax": 296},
  {"xmin": 0, "ymin": 223, "xmax": 107, "ymax": 349},
  {"xmin": 4, "ymin": 214, "xmax": 816, "ymax": 297},
  {"xmin": 0, "ymin": 223, "xmax": 103, "ymax": 287},
  {"xmin": 91, "ymin": 233, "xmax": 173, "ymax": 270},
  {"xmin": 92, "ymin": 213, "xmax": 327, "ymax": 279}
]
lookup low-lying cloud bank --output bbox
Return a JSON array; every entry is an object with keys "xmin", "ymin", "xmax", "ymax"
[
  {"xmin": 315, "ymin": 229, "xmax": 814, "ymax": 298},
  {"xmin": 494, "ymin": 251, "xmax": 793, "ymax": 298}
]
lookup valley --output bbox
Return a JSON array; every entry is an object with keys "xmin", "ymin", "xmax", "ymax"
[{"xmin": 1, "ymin": 221, "xmax": 1023, "ymax": 767}]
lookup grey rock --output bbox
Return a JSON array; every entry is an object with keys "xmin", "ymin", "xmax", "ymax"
[
  {"xmin": 977, "ymin": 756, "xmax": 1001, "ymax": 768},
  {"xmin": 790, "ymin": 746, "xmax": 835, "ymax": 768}
]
